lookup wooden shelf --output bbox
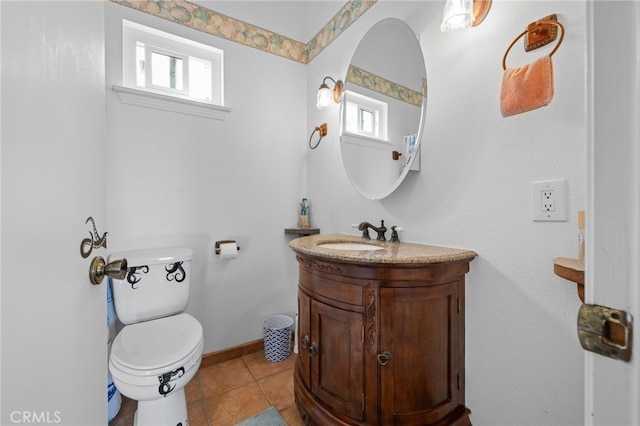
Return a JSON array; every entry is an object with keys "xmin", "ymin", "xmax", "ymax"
[
  {"xmin": 554, "ymin": 257, "xmax": 584, "ymax": 302},
  {"xmin": 284, "ymin": 228, "xmax": 320, "ymax": 237}
]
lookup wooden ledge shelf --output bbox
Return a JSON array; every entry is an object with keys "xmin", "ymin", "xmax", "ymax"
[
  {"xmin": 554, "ymin": 257, "xmax": 584, "ymax": 302},
  {"xmin": 284, "ymin": 228, "xmax": 320, "ymax": 237}
]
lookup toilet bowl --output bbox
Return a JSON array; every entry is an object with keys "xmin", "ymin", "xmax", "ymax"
[
  {"xmin": 108, "ymin": 247, "xmax": 203, "ymax": 426},
  {"xmin": 110, "ymin": 314, "xmax": 203, "ymax": 425}
]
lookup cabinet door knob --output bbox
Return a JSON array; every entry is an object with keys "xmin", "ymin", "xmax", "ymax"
[
  {"xmin": 302, "ymin": 335, "xmax": 310, "ymax": 349},
  {"xmin": 377, "ymin": 351, "xmax": 392, "ymax": 366},
  {"xmin": 309, "ymin": 342, "xmax": 318, "ymax": 356}
]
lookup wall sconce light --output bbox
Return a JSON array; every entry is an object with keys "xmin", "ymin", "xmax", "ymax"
[
  {"xmin": 316, "ymin": 77, "xmax": 344, "ymax": 110},
  {"xmin": 440, "ymin": 0, "xmax": 492, "ymax": 33}
]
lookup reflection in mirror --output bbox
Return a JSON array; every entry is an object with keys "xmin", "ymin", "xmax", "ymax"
[{"xmin": 340, "ymin": 18, "xmax": 426, "ymax": 200}]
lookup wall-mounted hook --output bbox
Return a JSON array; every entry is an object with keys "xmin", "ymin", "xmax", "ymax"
[{"xmin": 80, "ymin": 217, "xmax": 108, "ymax": 258}]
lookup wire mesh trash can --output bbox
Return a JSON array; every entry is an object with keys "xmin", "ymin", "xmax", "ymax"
[{"xmin": 263, "ymin": 315, "xmax": 293, "ymax": 362}]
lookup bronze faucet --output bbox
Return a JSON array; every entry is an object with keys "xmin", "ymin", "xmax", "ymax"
[{"xmin": 358, "ymin": 220, "xmax": 387, "ymax": 241}]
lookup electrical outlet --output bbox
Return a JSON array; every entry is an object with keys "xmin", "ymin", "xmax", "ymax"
[
  {"xmin": 532, "ymin": 180, "xmax": 567, "ymax": 221},
  {"xmin": 542, "ymin": 190, "xmax": 555, "ymax": 212}
]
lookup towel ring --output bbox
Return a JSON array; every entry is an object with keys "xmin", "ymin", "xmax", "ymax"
[
  {"xmin": 502, "ymin": 20, "xmax": 565, "ymax": 70},
  {"xmin": 308, "ymin": 123, "xmax": 327, "ymax": 150}
]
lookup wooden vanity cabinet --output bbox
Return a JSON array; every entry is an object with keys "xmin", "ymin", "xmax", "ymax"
[{"xmin": 294, "ymin": 253, "xmax": 473, "ymax": 426}]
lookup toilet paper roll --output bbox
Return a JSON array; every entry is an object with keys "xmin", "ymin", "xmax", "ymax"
[{"xmin": 219, "ymin": 242, "xmax": 238, "ymax": 260}]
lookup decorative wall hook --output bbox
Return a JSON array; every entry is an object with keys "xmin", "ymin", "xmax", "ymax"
[{"xmin": 80, "ymin": 217, "xmax": 108, "ymax": 258}]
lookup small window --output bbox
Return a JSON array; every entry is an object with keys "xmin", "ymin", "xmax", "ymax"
[
  {"xmin": 343, "ymin": 91, "xmax": 388, "ymax": 140},
  {"xmin": 123, "ymin": 20, "xmax": 223, "ymax": 105}
]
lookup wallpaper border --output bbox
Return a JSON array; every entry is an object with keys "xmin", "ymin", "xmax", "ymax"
[
  {"xmin": 346, "ymin": 65, "xmax": 424, "ymax": 107},
  {"xmin": 109, "ymin": 0, "xmax": 378, "ymax": 64}
]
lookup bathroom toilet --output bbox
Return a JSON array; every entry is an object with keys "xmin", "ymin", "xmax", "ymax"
[{"xmin": 108, "ymin": 247, "xmax": 203, "ymax": 426}]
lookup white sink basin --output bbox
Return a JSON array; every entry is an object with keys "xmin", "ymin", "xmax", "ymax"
[{"xmin": 317, "ymin": 242, "xmax": 385, "ymax": 251}]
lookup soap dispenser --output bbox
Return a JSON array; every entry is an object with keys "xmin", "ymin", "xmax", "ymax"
[{"xmin": 299, "ymin": 198, "xmax": 310, "ymax": 229}]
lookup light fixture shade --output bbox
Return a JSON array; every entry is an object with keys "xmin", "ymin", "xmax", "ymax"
[
  {"xmin": 441, "ymin": 0, "xmax": 474, "ymax": 33},
  {"xmin": 316, "ymin": 84, "xmax": 333, "ymax": 110}
]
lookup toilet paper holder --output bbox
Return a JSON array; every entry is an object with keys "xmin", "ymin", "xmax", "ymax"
[{"xmin": 215, "ymin": 240, "xmax": 240, "ymax": 255}]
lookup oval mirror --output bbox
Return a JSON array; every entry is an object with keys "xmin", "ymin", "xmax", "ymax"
[{"xmin": 340, "ymin": 18, "xmax": 426, "ymax": 200}]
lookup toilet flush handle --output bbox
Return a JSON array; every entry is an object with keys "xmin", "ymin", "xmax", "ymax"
[{"xmin": 89, "ymin": 256, "xmax": 128, "ymax": 285}]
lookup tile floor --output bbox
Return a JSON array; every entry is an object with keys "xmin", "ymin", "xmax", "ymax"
[{"xmin": 109, "ymin": 351, "xmax": 304, "ymax": 426}]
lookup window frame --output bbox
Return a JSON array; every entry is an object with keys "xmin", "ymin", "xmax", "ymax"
[
  {"xmin": 342, "ymin": 90, "xmax": 388, "ymax": 141},
  {"xmin": 144, "ymin": 43, "xmax": 190, "ymax": 96},
  {"xmin": 122, "ymin": 20, "xmax": 224, "ymax": 106}
]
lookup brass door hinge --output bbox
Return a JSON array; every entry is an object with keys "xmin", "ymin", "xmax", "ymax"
[{"xmin": 578, "ymin": 304, "xmax": 632, "ymax": 362}]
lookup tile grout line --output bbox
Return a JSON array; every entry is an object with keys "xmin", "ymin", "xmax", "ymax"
[
  {"xmin": 240, "ymin": 353, "xmax": 298, "ymax": 422},
  {"xmin": 242, "ymin": 353, "xmax": 286, "ymax": 415}
]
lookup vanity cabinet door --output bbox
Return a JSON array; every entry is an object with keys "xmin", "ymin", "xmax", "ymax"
[
  {"xmin": 310, "ymin": 299, "xmax": 365, "ymax": 422},
  {"xmin": 297, "ymin": 290, "xmax": 312, "ymax": 390},
  {"xmin": 379, "ymin": 281, "xmax": 464, "ymax": 425}
]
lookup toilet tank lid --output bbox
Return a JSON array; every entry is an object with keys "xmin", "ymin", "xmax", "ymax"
[{"xmin": 109, "ymin": 247, "xmax": 192, "ymax": 267}]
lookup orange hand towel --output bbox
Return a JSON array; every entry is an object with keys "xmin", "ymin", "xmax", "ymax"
[{"xmin": 500, "ymin": 54, "xmax": 554, "ymax": 117}]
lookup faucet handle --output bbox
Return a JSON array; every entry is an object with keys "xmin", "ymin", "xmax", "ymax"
[
  {"xmin": 390, "ymin": 226, "xmax": 404, "ymax": 243},
  {"xmin": 376, "ymin": 220, "xmax": 387, "ymax": 241}
]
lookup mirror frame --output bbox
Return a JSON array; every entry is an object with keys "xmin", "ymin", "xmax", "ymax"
[{"xmin": 339, "ymin": 18, "xmax": 427, "ymax": 200}]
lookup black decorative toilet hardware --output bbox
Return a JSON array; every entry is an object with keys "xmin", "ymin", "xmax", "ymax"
[
  {"xmin": 158, "ymin": 367, "xmax": 185, "ymax": 397},
  {"xmin": 126, "ymin": 265, "xmax": 149, "ymax": 289},
  {"xmin": 166, "ymin": 262, "xmax": 186, "ymax": 282}
]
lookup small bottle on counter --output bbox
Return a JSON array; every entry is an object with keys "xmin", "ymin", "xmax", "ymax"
[
  {"xmin": 577, "ymin": 210, "xmax": 585, "ymax": 268},
  {"xmin": 299, "ymin": 197, "xmax": 310, "ymax": 229}
]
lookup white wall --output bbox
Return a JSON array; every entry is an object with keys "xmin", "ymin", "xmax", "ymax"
[
  {"xmin": 307, "ymin": 1, "xmax": 585, "ymax": 425},
  {"xmin": 0, "ymin": 1, "xmax": 589, "ymax": 424},
  {"xmin": 104, "ymin": 1, "xmax": 586, "ymax": 424},
  {"xmin": 105, "ymin": 2, "xmax": 307, "ymax": 353}
]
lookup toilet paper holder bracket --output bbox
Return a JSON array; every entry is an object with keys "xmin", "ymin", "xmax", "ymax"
[{"xmin": 215, "ymin": 240, "xmax": 240, "ymax": 255}]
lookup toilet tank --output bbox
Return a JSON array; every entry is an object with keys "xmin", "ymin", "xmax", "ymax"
[{"xmin": 109, "ymin": 247, "xmax": 193, "ymax": 325}]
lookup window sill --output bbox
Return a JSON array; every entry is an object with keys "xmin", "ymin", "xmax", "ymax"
[
  {"xmin": 112, "ymin": 85, "xmax": 232, "ymax": 121},
  {"xmin": 341, "ymin": 131, "xmax": 390, "ymax": 149}
]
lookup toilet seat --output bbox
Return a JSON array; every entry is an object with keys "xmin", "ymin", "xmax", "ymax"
[{"xmin": 110, "ymin": 313, "xmax": 203, "ymax": 380}]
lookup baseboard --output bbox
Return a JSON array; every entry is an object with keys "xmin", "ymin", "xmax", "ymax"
[{"xmin": 200, "ymin": 339, "xmax": 264, "ymax": 368}]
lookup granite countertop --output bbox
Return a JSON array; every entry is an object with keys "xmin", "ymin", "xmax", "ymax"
[{"xmin": 289, "ymin": 233, "xmax": 477, "ymax": 264}]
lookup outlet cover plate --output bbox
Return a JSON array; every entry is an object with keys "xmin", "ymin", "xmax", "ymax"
[{"xmin": 532, "ymin": 179, "xmax": 568, "ymax": 221}]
